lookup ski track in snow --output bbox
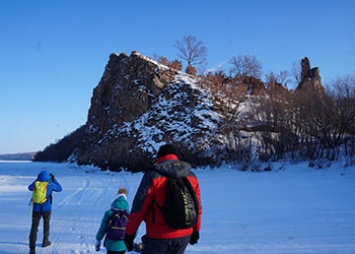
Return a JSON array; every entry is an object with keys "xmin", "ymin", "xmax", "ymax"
[
  {"xmin": 0, "ymin": 161, "xmax": 355, "ymax": 254},
  {"xmin": 9, "ymin": 163, "xmax": 137, "ymax": 254}
]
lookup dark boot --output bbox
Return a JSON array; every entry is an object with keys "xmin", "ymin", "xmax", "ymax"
[
  {"xmin": 42, "ymin": 211, "xmax": 51, "ymax": 247},
  {"xmin": 42, "ymin": 241, "xmax": 51, "ymax": 247},
  {"xmin": 29, "ymin": 213, "xmax": 41, "ymax": 251},
  {"xmin": 29, "ymin": 250, "xmax": 36, "ymax": 254}
]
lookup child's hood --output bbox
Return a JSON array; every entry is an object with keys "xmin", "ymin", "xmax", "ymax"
[{"xmin": 111, "ymin": 194, "xmax": 129, "ymax": 211}]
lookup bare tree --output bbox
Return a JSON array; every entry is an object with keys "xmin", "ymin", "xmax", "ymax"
[
  {"xmin": 228, "ymin": 54, "xmax": 262, "ymax": 79},
  {"xmin": 174, "ymin": 35, "xmax": 207, "ymax": 69},
  {"xmin": 328, "ymin": 73, "xmax": 355, "ymax": 156},
  {"xmin": 264, "ymin": 71, "xmax": 278, "ymax": 87},
  {"xmin": 278, "ymin": 70, "xmax": 291, "ymax": 87},
  {"xmin": 291, "ymin": 60, "xmax": 301, "ymax": 86},
  {"xmin": 265, "ymin": 70, "xmax": 291, "ymax": 88}
]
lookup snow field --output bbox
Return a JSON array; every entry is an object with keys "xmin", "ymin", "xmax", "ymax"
[{"xmin": 0, "ymin": 161, "xmax": 354, "ymax": 254}]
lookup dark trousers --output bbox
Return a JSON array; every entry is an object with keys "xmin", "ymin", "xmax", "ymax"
[
  {"xmin": 141, "ymin": 235, "xmax": 190, "ymax": 254},
  {"xmin": 107, "ymin": 251, "xmax": 125, "ymax": 254},
  {"xmin": 29, "ymin": 211, "xmax": 51, "ymax": 250}
]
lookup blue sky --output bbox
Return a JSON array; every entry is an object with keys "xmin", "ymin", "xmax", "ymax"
[{"xmin": 1, "ymin": 0, "xmax": 354, "ymax": 154}]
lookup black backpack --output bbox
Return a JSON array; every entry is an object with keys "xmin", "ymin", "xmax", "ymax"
[
  {"xmin": 153, "ymin": 175, "xmax": 199, "ymax": 229},
  {"xmin": 106, "ymin": 210, "xmax": 129, "ymax": 241}
]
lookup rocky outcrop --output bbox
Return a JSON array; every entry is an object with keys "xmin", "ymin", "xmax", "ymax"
[
  {"xmin": 297, "ymin": 57, "xmax": 324, "ymax": 93},
  {"xmin": 75, "ymin": 51, "xmax": 234, "ymax": 171},
  {"xmin": 33, "ymin": 53, "xmax": 352, "ymax": 169}
]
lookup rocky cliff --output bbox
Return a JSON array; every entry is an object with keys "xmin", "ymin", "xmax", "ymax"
[
  {"xmin": 34, "ymin": 53, "xmax": 329, "ymax": 170},
  {"xmin": 297, "ymin": 57, "xmax": 324, "ymax": 93},
  {"xmin": 75, "ymin": 51, "xmax": 239, "ymax": 171}
]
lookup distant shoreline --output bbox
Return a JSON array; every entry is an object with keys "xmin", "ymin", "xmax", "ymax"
[
  {"xmin": 0, "ymin": 152, "xmax": 36, "ymax": 161},
  {"xmin": 0, "ymin": 159, "xmax": 33, "ymax": 163}
]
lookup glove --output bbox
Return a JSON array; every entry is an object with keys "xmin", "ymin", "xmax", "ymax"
[
  {"xmin": 95, "ymin": 240, "xmax": 100, "ymax": 252},
  {"xmin": 124, "ymin": 233, "xmax": 135, "ymax": 251},
  {"xmin": 189, "ymin": 231, "xmax": 199, "ymax": 245},
  {"xmin": 50, "ymin": 173, "xmax": 55, "ymax": 182}
]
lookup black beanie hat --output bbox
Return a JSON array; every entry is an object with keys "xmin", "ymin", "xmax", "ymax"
[{"xmin": 157, "ymin": 144, "xmax": 178, "ymax": 158}]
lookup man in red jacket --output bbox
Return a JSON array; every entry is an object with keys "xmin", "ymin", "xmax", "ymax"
[{"xmin": 124, "ymin": 144, "xmax": 202, "ymax": 254}]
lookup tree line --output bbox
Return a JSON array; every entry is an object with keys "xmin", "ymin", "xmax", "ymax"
[
  {"xmin": 251, "ymin": 75, "xmax": 355, "ymax": 166},
  {"xmin": 157, "ymin": 35, "xmax": 355, "ymax": 167},
  {"xmin": 156, "ymin": 35, "xmax": 298, "ymax": 86}
]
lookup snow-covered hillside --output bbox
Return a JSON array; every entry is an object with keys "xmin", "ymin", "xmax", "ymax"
[{"xmin": 0, "ymin": 161, "xmax": 354, "ymax": 254}]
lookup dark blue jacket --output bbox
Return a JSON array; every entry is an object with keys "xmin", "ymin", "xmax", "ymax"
[{"xmin": 28, "ymin": 170, "xmax": 62, "ymax": 212}]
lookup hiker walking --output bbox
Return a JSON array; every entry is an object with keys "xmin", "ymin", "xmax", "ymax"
[
  {"xmin": 124, "ymin": 144, "xmax": 202, "ymax": 254},
  {"xmin": 28, "ymin": 170, "xmax": 62, "ymax": 254},
  {"xmin": 95, "ymin": 188, "xmax": 140, "ymax": 254}
]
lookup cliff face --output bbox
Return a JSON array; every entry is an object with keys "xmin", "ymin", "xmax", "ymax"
[
  {"xmin": 75, "ymin": 51, "xmax": 231, "ymax": 171},
  {"xmin": 33, "ymin": 54, "xmax": 332, "ymax": 169}
]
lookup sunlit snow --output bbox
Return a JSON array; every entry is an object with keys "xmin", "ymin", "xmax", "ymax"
[{"xmin": 0, "ymin": 161, "xmax": 354, "ymax": 253}]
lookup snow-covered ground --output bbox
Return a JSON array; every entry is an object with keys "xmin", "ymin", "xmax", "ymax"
[{"xmin": 0, "ymin": 161, "xmax": 354, "ymax": 254}]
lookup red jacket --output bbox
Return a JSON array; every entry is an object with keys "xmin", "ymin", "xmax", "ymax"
[{"xmin": 125, "ymin": 154, "xmax": 202, "ymax": 239}]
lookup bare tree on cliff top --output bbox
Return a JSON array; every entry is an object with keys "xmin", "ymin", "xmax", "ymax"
[
  {"xmin": 174, "ymin": 35, "xmax": 207, "ymax": 71},
  {"xmin": 228, "ymin": 54, "xmax": 262, "ymax": 79}
]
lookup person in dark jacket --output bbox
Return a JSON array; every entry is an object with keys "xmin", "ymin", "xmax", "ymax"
[
  {"xmin": 28, "ymin": 170, "xmax": 62, "ymax": 254},
  {"xmin": 124, "ymin": 144, "xmax": 202, "ymax": 254}
]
